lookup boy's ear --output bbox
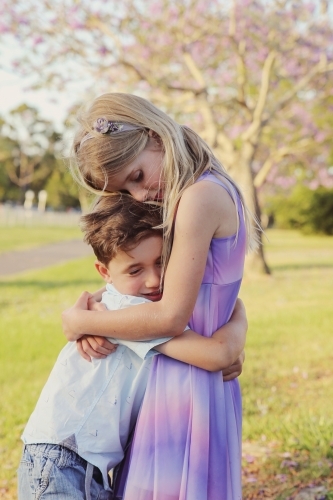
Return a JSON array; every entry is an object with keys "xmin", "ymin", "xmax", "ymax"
[{"xmin": 94, "ymin": 260, "xmax": 112, "ymax": 283}]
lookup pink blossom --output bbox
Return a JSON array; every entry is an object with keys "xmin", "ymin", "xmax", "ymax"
[
  {"xmin": 275, "ymin": 474, "xmax": 287, "ymax": 483},
  {"xmin": 280, "ymin": 459, "xmax": 298, "ymax": 468},
  {"xmin": 32, "ymin": 35, "xmax": 44, "ymax": 46},
  {"xmin": 0, "ymin": 23, "xmax": 9, "ymax": 33},
  {"xmin": 98, "ymin": 46, "xmax": 108, "ymax": 56},
  {"xmin": 245, "ymin": 476, "xmax": 257, "ymax": 483}
]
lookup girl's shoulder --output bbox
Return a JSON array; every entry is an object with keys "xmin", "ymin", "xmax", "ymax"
[
  {"xmin": 182, "ymin": 171, "xmax": 235, "ymax": 211},
  {"xmin": 178, "ymin": 174, "xmax": 238, "ymax": 239}
]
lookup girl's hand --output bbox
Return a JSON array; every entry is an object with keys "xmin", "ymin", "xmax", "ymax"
[
  {"xmin": 62, "ymin": 291, "xmax": 92, "ymax": 341},
  {"xmin": 77, "ymin": 335, "xmax": 118, "ymax": 362},
  {"xmin": 222, "ymin": 350, "xmax": 245, "ymax": 381}
]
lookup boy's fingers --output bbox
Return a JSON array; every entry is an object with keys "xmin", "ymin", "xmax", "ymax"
[
  {"xmin": 74, "ymin": 291, "xmax": 93, "ymax": 310},
  {"xmin": 88, "ymin": 298, "xmax": 107, "ymax": 312},
  {"xmin": 87, "ymin": 337, "xmax": 115, "ymax": 355},
  {"xmin": 81, "ymin": 337, "xmax": 107, "ymax": 359},
  {"xmin": 76, "ymin": 339, "xmax": 91, "ymax": 362},
  {"xmin": 93, "ymin": 336, "xmax": 118, "ymax": 353},
  {"xmin": 81, "ymin": 335, "xmax": 118, "ymax": 354},
  {"xmin": 222, "ymin": 352, "xmax": 245, "ymax": 381},
  {"xmin": 231, "ymin": 298, "xmax": 245, "ymax": 318}
]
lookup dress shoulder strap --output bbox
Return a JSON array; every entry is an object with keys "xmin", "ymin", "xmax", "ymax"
[
  {"xmin": 196, "ymin": 170, "xmax": 235, "ymax": 199},
  {"xmin": 195, "ymin": 170, "xmax": 246, "ymax": 244}
]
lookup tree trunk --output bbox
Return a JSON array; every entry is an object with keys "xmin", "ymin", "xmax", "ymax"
[
  {"xmin": 245, "ymin": 186, "xmax": 271, "ymax": 275},
  {"xmin": 229, "ymin": 157, "xmax": 271, "ymax": 275}
]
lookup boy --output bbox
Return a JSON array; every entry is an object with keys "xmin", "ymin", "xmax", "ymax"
[{"xmin": 18, "ymin": 194, "xmax": 246, "ymax": 500}]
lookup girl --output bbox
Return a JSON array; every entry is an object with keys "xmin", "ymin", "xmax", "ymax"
[{"xmin": 63, "ymin": 93, "xmax": 256, "ymax": 499}]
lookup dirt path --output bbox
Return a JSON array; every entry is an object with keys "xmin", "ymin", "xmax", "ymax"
[{"xmin": 0, "ymin": 239, "xmax": 93, "ymax": 277}]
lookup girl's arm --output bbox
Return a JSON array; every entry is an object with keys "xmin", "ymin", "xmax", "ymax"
[
  {"xmin": 76, "ymin": 298, "xmax": 247, "ymax": 371},
  {"xmin": 62, "ymin": 180, "xmax": 238, "ymax": 341}
]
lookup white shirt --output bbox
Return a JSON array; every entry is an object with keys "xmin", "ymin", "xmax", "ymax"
[{"xmin": 22, "ymin": 284, "xmax": 171, "ymax": 490}]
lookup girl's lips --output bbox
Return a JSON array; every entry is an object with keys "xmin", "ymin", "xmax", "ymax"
[{"xmin": 154, "ymin": 190, "xmax": 164, "ymax": 201}]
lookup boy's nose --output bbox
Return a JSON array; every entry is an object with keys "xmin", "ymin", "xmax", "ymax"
[{"xmin": 146, "ymin": 270, "xmax": 160, "ymax": 288}]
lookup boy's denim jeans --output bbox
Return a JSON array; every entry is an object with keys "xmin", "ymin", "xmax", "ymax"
[{"xmin": 18, "ymin": 444, "xmax": 113, "ymax": 500}]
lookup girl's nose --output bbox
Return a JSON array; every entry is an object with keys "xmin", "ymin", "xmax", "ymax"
[{"xmin": 130, "ymin": 187, "xmax": 148, "ymax": 202}]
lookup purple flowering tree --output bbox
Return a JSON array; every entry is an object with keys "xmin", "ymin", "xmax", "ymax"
[{"xmin": 2, "ymin": 0, "xmax": 333, "ymax": 273}]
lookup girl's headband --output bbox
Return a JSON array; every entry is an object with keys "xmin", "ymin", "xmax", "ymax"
[{"xmin": 80, "ymin": 118, "xmax": 143, "ymax": 148}]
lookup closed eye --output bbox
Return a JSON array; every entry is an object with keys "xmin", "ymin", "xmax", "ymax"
[
  {"xmin": 129, "ymin": 268, "xmax": 142, "ymax": 276},
  {"xmin": 133, "ymin": 171, "xmax": 143, "ymax": 183}
]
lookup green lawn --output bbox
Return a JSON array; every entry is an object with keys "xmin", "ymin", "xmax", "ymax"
[
  {"xmin": 240, "ymin": 230, "xmax": 333, "ymax": 498},
  {"xmin": 0, "ymin": 229, "xmax": 332, "ymax": 499},
  {"xmin": 0, "ymin": 226, "xmax": 82, "ymax": 254}
]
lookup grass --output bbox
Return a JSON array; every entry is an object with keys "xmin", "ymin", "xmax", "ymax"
[
  {"xmin": 0, "ymin": 255, "xmax": 100, "ymax": 499},
  {"xmin": 240, "ymin": 230, "xmax": 333, "ymax": 498},
  {"xmin": 0, "ymin": 226, "xmax": 82, "ymax": 254},
  {"xmin": 0, "ymin": 228, "xmax": 332, "ymax": 499}
]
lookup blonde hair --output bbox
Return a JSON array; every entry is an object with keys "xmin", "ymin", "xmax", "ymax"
[{"xmin": 70, "ymin": 93, "xmax": 258, "ymax": 274}]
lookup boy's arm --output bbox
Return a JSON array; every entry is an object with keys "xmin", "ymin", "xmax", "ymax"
[
  {"xmin": 222, "ymin": 351, "xmax": 245, "ymax": 381},
  {"xmin": 155, "ymin": 299, "xmax": 247, "ymax": 372}
]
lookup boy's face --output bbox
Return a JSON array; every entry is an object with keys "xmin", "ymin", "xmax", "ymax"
[{"xmin": 95, "ymin": 235, "xmax": 163, "ymax": 301}]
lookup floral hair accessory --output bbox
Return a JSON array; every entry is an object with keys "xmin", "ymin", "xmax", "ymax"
[
  {"xmin": 94, "ymin": 118, "xmax": 124, "ymax": 134},
  {"xmin": 80, "ymin": 118, "xmax": 143, "ymax": 148}
]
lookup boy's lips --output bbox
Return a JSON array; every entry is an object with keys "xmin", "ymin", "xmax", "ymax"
[{"xmin": 142, "ymin": 290, "xmax": 163, "ymax": 301}]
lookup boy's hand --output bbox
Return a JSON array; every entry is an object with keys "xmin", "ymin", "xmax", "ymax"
[
  {"xmin": 222, "ymin": 350, "xmax": 245, "ymax": 381},
  {"xmin": 77, "ymin": 335, "xmax": 118, "ymax": 362},
  {"xmin": 88, "ymin": 296, "xmax": 107, "ymax": 312}
]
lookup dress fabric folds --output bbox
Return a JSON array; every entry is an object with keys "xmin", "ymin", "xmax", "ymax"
[{"xmin": 118, "ymin": 172, "xmax": 246, "ymax": 500}]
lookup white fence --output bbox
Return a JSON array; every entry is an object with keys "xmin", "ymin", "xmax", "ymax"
[{"xmin": 0, "ymin": 204, "xmax": 82, "ymax": 227}]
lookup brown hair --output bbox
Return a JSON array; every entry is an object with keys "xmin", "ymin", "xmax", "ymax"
[{"xmin": 80, "ymin": 193, "xmax": 163, "ymax": 265}]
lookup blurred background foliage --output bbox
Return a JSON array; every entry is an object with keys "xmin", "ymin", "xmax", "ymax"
[
  {"xmin": 0, "ymin": 104, "xmax": 80, "ymax": 210},
  {"xmin": 0, "ymin": 0, "xmax": 333, "ymax": 268},
  {"xmin": 266, "ymin": 186, "xmax": 333, "ymax": 236}
]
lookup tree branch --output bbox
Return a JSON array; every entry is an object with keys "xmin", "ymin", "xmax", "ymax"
[
  {"xmin": 254, "ymin": 136, "xmax": 318, "ymax": 188},
  {"xmin": 254, "ymin": 146, "xmax": 290, "ymax": 188},
  {"xmin": 265, "ymin": 55, "xmax": 333, "ymax": 124},
  {"xmin": 182, "ymin": 52, "xmax": 206, "ymax": 90},
  {"xmin": 241, "ymin": 50, "xmax": 277, "ymax": 142}
]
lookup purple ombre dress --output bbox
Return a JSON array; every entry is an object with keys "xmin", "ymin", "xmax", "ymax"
[{"xmin": 119, "ymin": 172, "xmax": 246, "ymax": 500}]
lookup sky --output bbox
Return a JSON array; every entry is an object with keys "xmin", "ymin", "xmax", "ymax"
[{"xmin": 0, "ymin": 66, "xmax": 83, "ymax": 130}]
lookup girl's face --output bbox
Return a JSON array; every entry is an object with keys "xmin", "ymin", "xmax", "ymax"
[{"xmin": 107, "ymin": 139, "xmax": 164, "ymax": 202}]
